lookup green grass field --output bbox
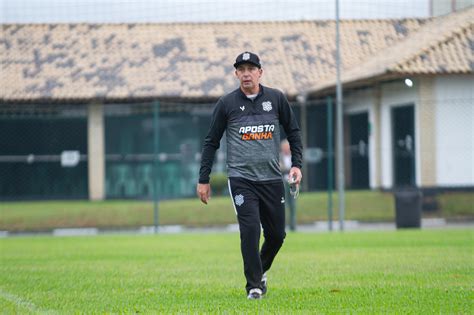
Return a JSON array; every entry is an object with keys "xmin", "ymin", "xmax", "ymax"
[
  {"xmin": 1, "ymin": 191, "xmax": 472, "ymax": 232},
  {"xmin": 0, "ymin": 229, "xmax": 472, "ymax": 314}
]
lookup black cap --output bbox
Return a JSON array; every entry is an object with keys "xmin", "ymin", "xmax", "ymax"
[{"xmin": 233, "ymin": 51, "xmax": 261, "ymax": 68}]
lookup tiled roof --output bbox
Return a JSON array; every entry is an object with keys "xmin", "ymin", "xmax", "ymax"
[
  {"xmin": 0, "ymin": 7, "xmax": 471, "ymax": 101},
  {"xmin": 312, "ymin": 6, "xmax": 473, "ymax": 93}
]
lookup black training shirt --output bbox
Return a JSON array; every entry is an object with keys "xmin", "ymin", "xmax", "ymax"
[{"xmin": 199, "ymin": 85, "xmax": 302, "ymax": 184}]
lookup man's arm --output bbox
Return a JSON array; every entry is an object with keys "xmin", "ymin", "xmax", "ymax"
[
  {"xmin": 197, "ymin": 100, "xmax": 227, "ymax": 204},
  {"xmin": 278, "ymin": 92, "xmax": 303, "ymax": 184}
]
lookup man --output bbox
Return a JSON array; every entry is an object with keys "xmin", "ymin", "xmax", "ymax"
[{"xmin": 197, "ymin": 51, "xmax": 303, "ymax": 300}]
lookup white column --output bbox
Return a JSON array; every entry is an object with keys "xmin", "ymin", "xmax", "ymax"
[
  {"xmin": 371, "ymin": 84, "xmax": 382, "ymax": 189},
  {"xmin": 88, "ymin": 102, "xmax": 105, "ymax": 200},
  {"xmin": 418, "ymin": 76, "xmax": 437, "ymax": 187}
]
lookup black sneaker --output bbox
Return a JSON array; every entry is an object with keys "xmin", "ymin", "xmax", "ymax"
[
  {"xmin": 247, "ymin": 288, "xmax": 263, "ymax": 300},
  {"xmin": 261, "ymin": 273, "xmax": 267, "ymax": 295}
]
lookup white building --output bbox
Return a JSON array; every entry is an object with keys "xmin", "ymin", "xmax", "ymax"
[
  {"xmin": 0, "ymin": 5, "xmax": 472, "ymax": 199},
  {"xmin": 309, "ymin": 6, "xmax": 473, "ymax": 189}
]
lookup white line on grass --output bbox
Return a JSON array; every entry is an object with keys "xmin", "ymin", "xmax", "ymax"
[{"xmin": 0, "ymin": 288, "xmax": 56, "ymax": 314}]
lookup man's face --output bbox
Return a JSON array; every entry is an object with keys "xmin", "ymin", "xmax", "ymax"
[{"xmin": 235, "ymin": 64, "xmax": 262, "ymax": 92}]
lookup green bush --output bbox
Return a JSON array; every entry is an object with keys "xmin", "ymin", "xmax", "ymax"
[{"xmin": 210, "ymin": 172, "xmax": 228, "ymax": 196}]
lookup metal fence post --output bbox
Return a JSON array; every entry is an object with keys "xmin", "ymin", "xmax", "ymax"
[
  {"xmin": 327, "ymin": 96, "xmax": 334, "ymax": 231},
  {"xmin": 153, "ymin": 101, "xmax": 160, "ymax": 233},
  {"xmin": 336, "ymin": 0, "xmax": 345, "ymax": 231}
]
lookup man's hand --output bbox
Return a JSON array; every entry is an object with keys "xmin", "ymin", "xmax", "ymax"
[
  {"xmin": 288, "ymin": 167, "xmax": 302, "ymax": 198},
  {"xmin": 197, "ymin": 183, "xmax": 211, "ymax": 204},
  {"xmin": 288, "ymin": 167, "xmax": 302, "ymax": 185}
]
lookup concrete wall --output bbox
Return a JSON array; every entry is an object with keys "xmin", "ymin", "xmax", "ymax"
[
  {"xmin": 344, "ymin": 75, "xmax": 473, "ymax": 189},
  {"xmin": 344, "ymin": 79, "xmax": 419, "ymax": 189},
  {"xmin": 434, "ymin": 74, "xmax": 474, "ymax": 186}
]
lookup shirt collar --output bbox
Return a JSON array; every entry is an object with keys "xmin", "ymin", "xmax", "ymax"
[{"xmin": 238, "ymin": 84, "xmax": 265, "ymax": 100}]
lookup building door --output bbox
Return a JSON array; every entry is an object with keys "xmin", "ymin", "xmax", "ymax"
[
  {"xmin": 392, "ymin": 105, "xmax": 416, "ymax": 187},
  {"xmin": 349, "ymin": 112, "xmax": 369, "ymax": 188}
]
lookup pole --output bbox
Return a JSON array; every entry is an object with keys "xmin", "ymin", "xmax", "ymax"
[
  {"xmin": 299, "ymin": 94, "xmax": 309, "ymax": 193},
  {"xmin": 153, "ymin": 101, "xmax": 160, "ymax": 234},
  {"xmin": 327, "ymin": 96, "xmax": 334, "ymax": 231},
  {"xmin": 335, "ymin": 0, "xmax": 345, "ymax": 231}
]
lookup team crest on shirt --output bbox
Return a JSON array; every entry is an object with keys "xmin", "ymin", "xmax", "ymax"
[
  {"xmin": 234, "ymin": 194, "xmax": 245, "ymax": 206},
  {"xmin": 262, "ymin": 101, "xmax": 272, "ymax": 112}
]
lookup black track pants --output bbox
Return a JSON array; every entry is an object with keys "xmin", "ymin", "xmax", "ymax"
[{"xmin": 228, "ymin": 177, "xmax": 286, "ymax": 293}]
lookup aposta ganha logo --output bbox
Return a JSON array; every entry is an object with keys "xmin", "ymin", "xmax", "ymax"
[{"xmin": 238, "ymin": 124, "xmax": 275, "ymax": 141}]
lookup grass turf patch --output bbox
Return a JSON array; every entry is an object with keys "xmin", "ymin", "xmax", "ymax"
[
  {"xmin": 1, "ymin": 190, "xmax": 472, "ymax": 232},
  {"xmin": 0, "ymin": 229, "xmax": 472, "ymax": 313}
]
